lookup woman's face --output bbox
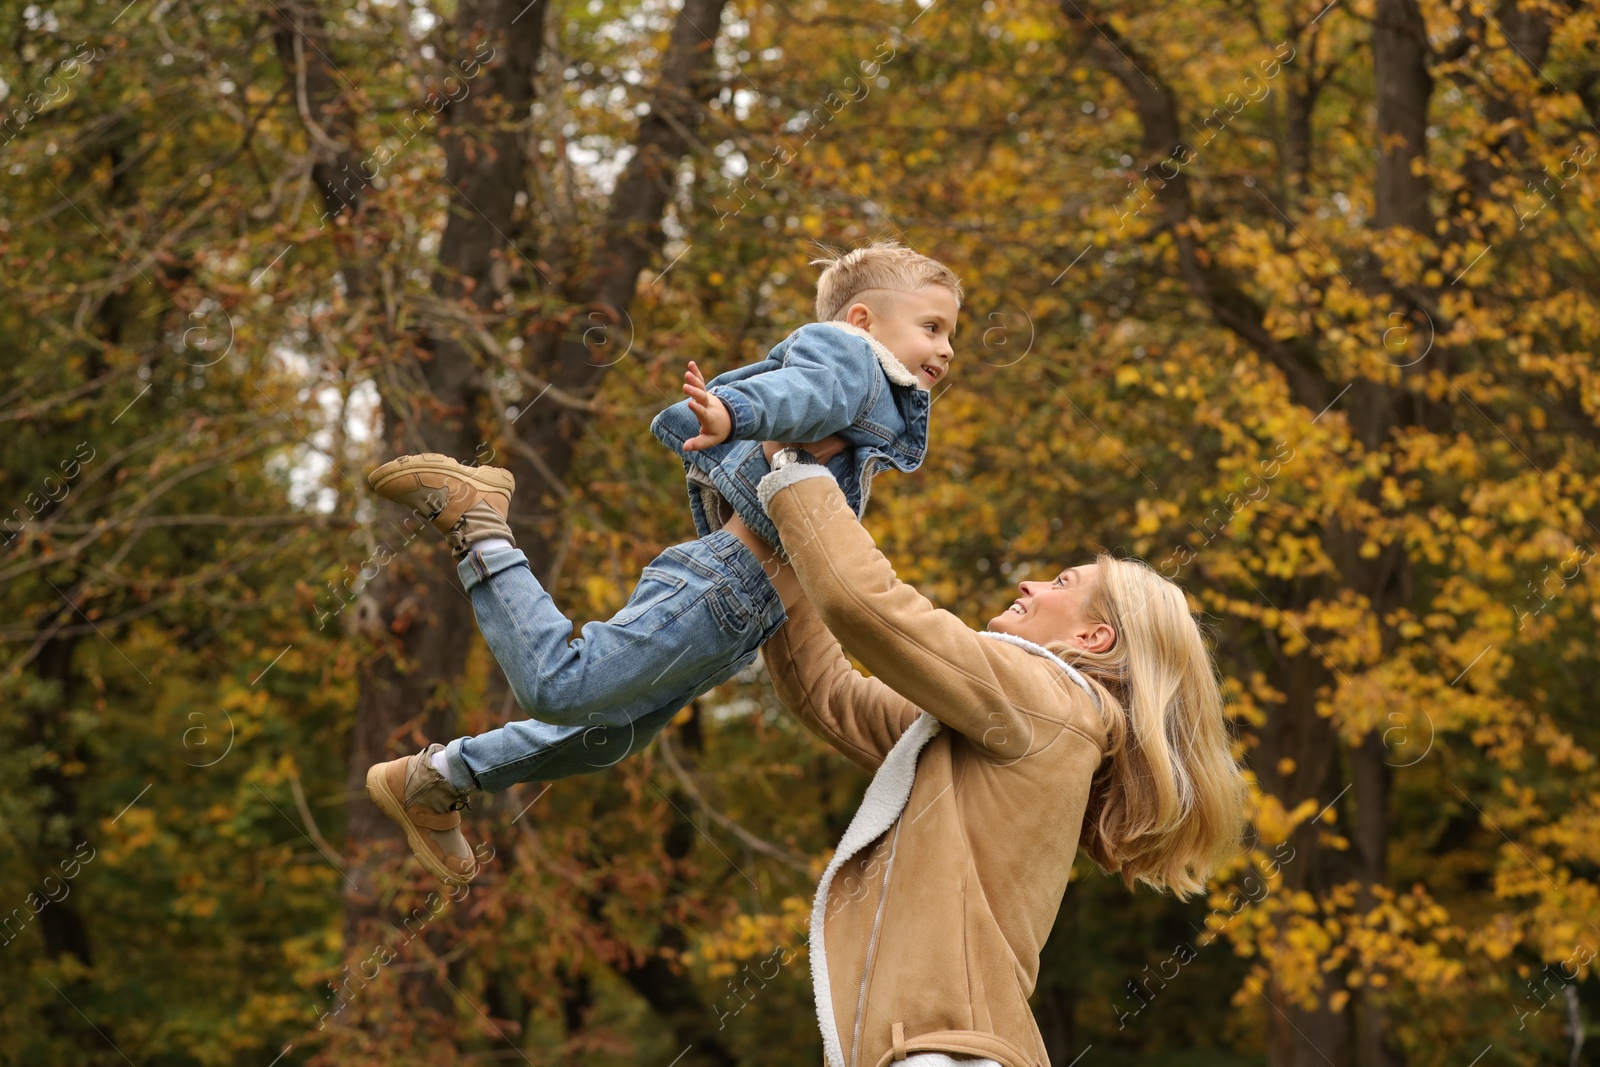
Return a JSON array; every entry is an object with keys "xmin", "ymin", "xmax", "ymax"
[{"xmin": 986, "ymin": 562, "xmax": 1115, "ymax": 653}]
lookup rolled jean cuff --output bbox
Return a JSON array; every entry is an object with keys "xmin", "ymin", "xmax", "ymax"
[
  {"xmin": 457, "ymin": 541, "xmax": 530, "ymax": 592},
  {"xmin": 441, "ymin": 736, "xmax": 479, "ymax": 792}
]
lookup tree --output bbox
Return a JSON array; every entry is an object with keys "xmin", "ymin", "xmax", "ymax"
[{"xmin": 6, "ymin": 1, "xmax": 1599, "ymax": 1064}]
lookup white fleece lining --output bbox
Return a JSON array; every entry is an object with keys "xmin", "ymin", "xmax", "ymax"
[
  {"xmin": 757, "ymin": 462, "xmax": 838, "ymax": 514},
  {"xmin": 805, "ymin": 637, "xmax": 1101, "ymax": 1065},
  {"xmin": 810, "ymin": 711, "xmax": 941, "ymax": 1067},
  {"xmin": 815, "ymin": 320, "xmax": 927, "ymax": 391}
]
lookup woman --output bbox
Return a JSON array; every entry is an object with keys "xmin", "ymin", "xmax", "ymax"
[{"xmin": 719, "ymin": 447, "xmax": 1249, "ymax": 1067}]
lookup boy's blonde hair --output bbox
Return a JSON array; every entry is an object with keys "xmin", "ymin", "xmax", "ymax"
[
  {"xmin": 1054, "ymin": 555, "xmax": 1250, "ymax": 901},
  {"xmin": 811, "ymin": 240, "xmax": 964, "ymax": 321}
]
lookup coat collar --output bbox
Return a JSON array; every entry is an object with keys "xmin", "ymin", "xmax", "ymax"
[
  {"xmin": 977, "ymin": 630, "xmax": 1102, "ymax": 709},
  {"xmin": 814, "ymin": 320, "xmax": 927, "ymax": 391}
]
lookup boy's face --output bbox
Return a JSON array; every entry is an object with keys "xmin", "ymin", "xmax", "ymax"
[{"xmin": 845, "ymin": 284, "xmax": 959, "ymax": 389}]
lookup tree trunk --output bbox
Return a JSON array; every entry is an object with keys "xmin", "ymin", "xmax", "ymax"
[
  {"xmin": 351, "ymin": 0, "xmax": 551, "ymax": 1039},
  {"xmin": 1061, "ymin": 3, "xmax": 1455, "ymax": 1060},
  {"xmin": 608, "ymin": 705, "xmax": 742, "ymax": 1066},
  {"xmin": 1372, "ymin": 0, "xmax": 1432, "ymax": 233},
  {"xmin": 1254, "ymin": 644, "xmax": 1353, "ymax": 1067},
  {"xmin": 272, "ymin": 0, "xmax": 732, "ymax": 1049},
  {"xmin": 504, "ymin": 0, "xmax": 730, "ymax": 572},
  {"xmin": 1352, "ymin": 3, "xmax": 1435, "ymax": 1063},
  {"xmin": 23, "ymin": 117, "xmax": 149, "ymax": 1060}
]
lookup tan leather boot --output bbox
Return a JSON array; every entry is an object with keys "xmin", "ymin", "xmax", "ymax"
[
  {"xmin": 367, "ymin": 453, "xmax": 516, "ymax": 559},
  {"xmin": 365, "ymin": 743, "xmax": 480, "ymax": 886}
]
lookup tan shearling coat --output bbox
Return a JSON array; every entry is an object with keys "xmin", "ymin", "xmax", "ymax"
[{"xmin": 757, "ymin": 465, "xmax": 1111, "ymax": 1067}]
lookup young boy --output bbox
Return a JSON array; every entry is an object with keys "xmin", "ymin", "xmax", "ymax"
[{"xmin": 364, "ymin": 242, "xmax": 961, "ymax": 885}]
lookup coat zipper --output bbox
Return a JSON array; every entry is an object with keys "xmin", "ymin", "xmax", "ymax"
[{"xmin": 850, "ymin": 817, "xmax": 904, "ymax": 1067}]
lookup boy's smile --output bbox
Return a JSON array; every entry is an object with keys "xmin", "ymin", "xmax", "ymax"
[{"xmin": 844, "ymin": 284, "xmax": 960, "ymax": 389}]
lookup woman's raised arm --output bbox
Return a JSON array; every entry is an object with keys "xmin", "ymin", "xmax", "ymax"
[
  {"xmin": 758, "ymin": 466, "xmax": 1099, "ymax": 761},
  {"xmin": 761, "ymin": 579, "xmax": 922, "ymax": 770}
]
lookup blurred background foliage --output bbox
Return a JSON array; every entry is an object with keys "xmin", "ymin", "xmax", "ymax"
[{"xmin": 2, "ymin": 0, "xmax": 1598, "ymax": 1064}]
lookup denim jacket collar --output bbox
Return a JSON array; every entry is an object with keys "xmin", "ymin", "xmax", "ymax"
[{"xmin": 818, "ymin": 320, "xmax": 927, "ymax": 391}]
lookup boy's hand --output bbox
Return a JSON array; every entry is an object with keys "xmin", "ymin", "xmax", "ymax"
[{"xmin": 682, "ymin": 360, "xmax": 732, "ymax": 451}]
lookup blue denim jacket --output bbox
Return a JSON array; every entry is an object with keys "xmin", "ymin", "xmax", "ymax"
[{"xmin": 650, "ymin": 321, "xmax": 931, "ymax": 551}]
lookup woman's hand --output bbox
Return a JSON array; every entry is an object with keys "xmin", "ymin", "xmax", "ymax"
[
  {"xmin": 682, "ymin": 360, "xmax": 732, "ymax": 451},
  {"xmin": 800, "ymin": 434, "xmax": 846, "ymax": 463},
  {"xmin": 762, "ymin": 435, "xmax": 846, "ymax": 465}
]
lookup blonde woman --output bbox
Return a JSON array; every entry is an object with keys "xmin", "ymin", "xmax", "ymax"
[{"xmin": 718, "ymin": 444, "xmax": 1249, "ymax": 1067}]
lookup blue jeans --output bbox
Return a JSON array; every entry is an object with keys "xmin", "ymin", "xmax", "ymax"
[{"xmin": 441, "ymin": 530, "xmax": 786, "ymax": 793}]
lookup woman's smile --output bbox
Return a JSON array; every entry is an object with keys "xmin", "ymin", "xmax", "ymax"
[{"xmin": 988, "ymin": 563, "xmax": 1115, "ymax": 653}]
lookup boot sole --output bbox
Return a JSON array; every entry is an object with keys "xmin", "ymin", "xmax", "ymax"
[
  {"xmin": 365, "ymin": 762, "xmax": 474, "ymax": 887},
  {"xmin": 367, "ymin": 453, "xmax": 515, "ymax": 511}
]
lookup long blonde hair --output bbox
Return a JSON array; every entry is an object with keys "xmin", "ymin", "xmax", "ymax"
[{"xmin": 1046, "ymin": 554, "xmax": 1248, "ymax": 900}]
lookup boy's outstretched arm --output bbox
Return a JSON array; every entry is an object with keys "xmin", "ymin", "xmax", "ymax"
[
  {"xmin": 682, "ymin": 361, "xmax": 845, "ymax": 461},
  {"xmin": 679, "ymin": 325, "xmax": 880, "ymax": 449}
]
